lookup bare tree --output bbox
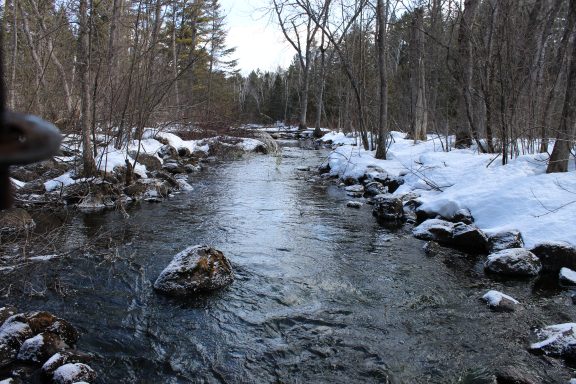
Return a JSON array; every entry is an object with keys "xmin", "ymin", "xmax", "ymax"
[{"xmin": 374, "ymin": 0, "xmax": 389, "ymax": 159}]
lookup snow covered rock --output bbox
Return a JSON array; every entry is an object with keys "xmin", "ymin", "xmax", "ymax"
[
  {"xmin": 17, "ymin": 332, "xmax": 69, "ymax": 363},
  {"xmin": 0, "ymin": 316, "xmax": 33, "ymax": 349},
  {"xmin": 0, "ymin": 209, "xmax": 35, "ymax": 235},
  {"xmin": 42, "ymin": 351, "xmax": 92, "ymax": 378},
  {"xmin": 531, "ymin": 242, "xmax": 576, "ymax": 273},
  {"xmin": 157, "ymin": 144, "xmax": 178, "ymax": 159},
  {"xmin": 346, "ymin": 201, "xmax": 362, "ymax": 209},
  {"xmin": 345, "ymin": 184, "xmax": 364, "ymax": 197},
  {"xmin": 412, "ymin": 219, "xmax": 455, "ymax": 243},
  {"xmin": 52, "ymin": 363, "xmax": 96, "ymax": 384},
  {"xmin": 484, "ymin": 248, "xmax": 542, "ymax": 277},
  {"xmin": 488, "ymin": 230, "xmax": 524, "ymax": 253},
  {"xmin": 363, "ymin": 181, "xmax": 387, "ymax": 197},
  {"xmin": 154, "ymin": 245, "xmax": 234, "ymax": 296},
  {"xmin": 0, "ymin": 379, "xmax": 18, "ymax": 384},
  {"xmin": 372, "ymin": 196, "xmax": 404, "ymax": 223},
  {"xmin": 529, "ymin": 323, "xmax": 576, "ymax": 359},
  {"xmin": 452, "ymin": 208, "xmax": 474, "ymax": 225},
  {"xmin": 482, "ymin": 290, "xmax": 519, "ymax": 312},
  {"xmin": 45, "ymin": 319, "xmax": 79, "ymax": 346},
  {"xmin": 451, "ymin": 223, "xmax": 489, "ymax": 252},
  {"xmin": 560, "ymin": 268, "xmax": 576, "ymax": 287}
]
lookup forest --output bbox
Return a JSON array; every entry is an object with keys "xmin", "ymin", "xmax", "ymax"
[{"xmin": 2, "ymin": 0, "xmax": 575, "ymax": 172}]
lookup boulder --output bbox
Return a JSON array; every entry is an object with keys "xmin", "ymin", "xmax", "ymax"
[
  {"xmin": 481, "ymin": 290, "xmax": 519, "ymax": 312},
  {"xmin": 0, "ymin": 316, "xmax": 33, "ymax": 367},
  {"xmin": 23, "ymin": 312, "xmax": 56, "ymax": 334},
  {"xmin": 451, "ymin": 223, "xmax": 489, "ymax": 252},
  {"xmin": 560, "ymin": 267, "xmax": 576, "ymax": 287},
  {"xmin": 17, "ymin": 332, "xmax": 69, "ymax": 363},
  {"xmin": 42, "ymin": 351, "xmax": 92, "ymax": 378},
  {"xmin": 46, "ymin": 320, "xmax": 79, "ymax": 346},
  {"xmin": 154, "ymin": 245, "xmax": 234, "ymax": 296},
  {"xmin": 123, "ymin": 182, "xmax": 148, "ymax": 198},
  {"xmin": 162, "ymin": 162, "xmax": 186, "ymax": 174},
  {"xmin": 372, "ymin": 196, "xmax": 404, "ymax": 222},
  {"xmin": 363, "ymin": 181, "xmax": 387, "ymax": 197},
  {"xmin": 423, "ymin": 241, "xmax": 447, "ymax": 257},
  {"xmin": 412, "ymin": 219, "xmax": 455, "ymax": 243},
  {"xmin": 484, "ymin": 248, "xmax": 542, "ymax": 277},
  {"xmin": 318, "ymin": 163, "xmax": 330, "ymax": 175},
  {"xmin": 529, "ymin": 323, "xmax": 576, "ymax": 359},
  {"xmin": 52, "ymin": 363, "xmax": 96, "ymax": 384},
  {"xmin": 530, "ymin": 242, "xmax": 576, "ymax": 273},
  {"xmin": 452, "ymin": 208, "xmax": 474, "ymax": 224},
  {"xmin": 346, "ymin": 201, "xmax": 362, "ymax": 209},
  {"xmin": 345, "ymin": 184, "xmax": 364, "ymax": 198},
  {"xmin": 158, "ymin": 144, "xmax": 178, "ymax": 159},
  {"xmin": 0, "ymin": 209, "xmax": 35, "ymax": 235},
  {"xmin": 488, "ymin": 230, "xmax": 524, "ymax": 253}
]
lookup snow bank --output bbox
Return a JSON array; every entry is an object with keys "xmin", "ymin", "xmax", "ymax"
[
  {"xmin": 96, "ymin": 146, "xmax": 148, "ymax": 179},
  {"xmin": 323, "ymin": 131, "xmax": 576, "ymax": 248}
]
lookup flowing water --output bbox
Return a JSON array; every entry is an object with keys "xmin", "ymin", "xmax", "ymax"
[{"xmin": 2, "ymin": 144, "xmax": 576, "ymax": 383}]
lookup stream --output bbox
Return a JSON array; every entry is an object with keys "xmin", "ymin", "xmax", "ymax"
[{"xmin": 2, "ymin": 143, "xmax": 576, "ymax": 383}]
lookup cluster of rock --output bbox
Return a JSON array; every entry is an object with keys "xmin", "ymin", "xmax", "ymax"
[
  {"xmin": 0, "ymin": 307, "xmax": 95, "ymax": 384},
  {"xmin": 153, "ymin": 245, "xmax": 234, "ymax": 297},
  {"xmin": 8, "ymin": 133, "xmax": 276, "ymax": 217}
]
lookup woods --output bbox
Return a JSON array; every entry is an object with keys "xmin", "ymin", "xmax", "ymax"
[{"xmin": 2, "ymin": 0, "xmax": 575, "ymax": 173}]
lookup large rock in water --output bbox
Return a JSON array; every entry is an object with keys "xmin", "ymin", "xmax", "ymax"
[
  {"xmin": 154, "ymin": 245, "xmax": 234, "ymax": 296},
  {"xmin": 530, "ymin": 241, "xmax": 576, "ymax": 273},
  {"xmin": 530, "ymin": 323, "xmax": 576, "ymax": 359},
  {"xmin": 484, "ymin": 248, "xmax": 542, "ymax": 276}
]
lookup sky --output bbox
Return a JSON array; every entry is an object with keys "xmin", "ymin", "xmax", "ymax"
[{"xmin": 218, "ymin": 0, "xmax": 295, "ymax": 75}]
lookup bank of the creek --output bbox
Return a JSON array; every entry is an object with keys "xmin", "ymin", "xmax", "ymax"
[{"xmin": 1, "ymin": 142, "xmax": 575, "ymax": 383}]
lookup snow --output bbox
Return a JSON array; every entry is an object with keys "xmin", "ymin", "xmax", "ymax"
[
  {"xmin": 52, "ymin": 363, "xmax": 94, "ymax": 384},
  {"xmin": 482, "ymin": 290, "xmax": 519, "ymax": 306},
  {"xmin": 239, "ymin": 138, "xmax": 265, "ymax": 151},
  {"xmin": 96, "ymin": 146, "xmax": 148, "ymax": 179},
  {"xmin": 155, "ymin": 132, "xmax": 208, "ymax": 154},
  {"xmin": 128, "ymin": 138, "xmax": 164, "ymax": 157},
  {"xmin": 560, "ymin": 267, "xmax": 576, "ymax": 285},
  {"xmin": 323, "ymin": 131, "xmax": 576, "ymax": 248},
  {"xmin": 10, "ymin": 178, "xmax": 25, "ymax": 189},
  {"xmin": 44, "ymin": 172, "xmax": 78, "ymax": 192}
]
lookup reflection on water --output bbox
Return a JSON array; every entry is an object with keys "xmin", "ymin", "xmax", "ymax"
[{"xmin": 2, "ymin": 145, "xmax": 575, "ymax": 383}]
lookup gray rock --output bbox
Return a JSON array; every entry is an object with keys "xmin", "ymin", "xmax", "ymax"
[
  {"xmin": 413, "ymin": 219, "xmax": 455, "ymax": 243},
  {"xmin": 154, "ymin": 245, "xmax": 234, "ymax": 296},
  {"xmin": 484, "ymin": 248, "xmax": 542, "ymax": 276},
  {"xmin": 363, "ymin": 181, "xmax": 387, "ymax": 197},
  {"xmin": 531, "ymin": 242, "xmax": 576, "ymax": 273},
  {"xmin": 42, "ymin": 351, "xmax": 92, "ymax": 378},
  {"xmin": 372, "ymin": 196, "xmax": 404, "ymax": 222},
  {"xmin": 481, "ymin": 290, "xmax": 519, "ymax": 312},
  {"xmin": 488, "ymin": 230, "xmax": 524, "ymax": 253},
  {"xmin": 451, "ymin": 223, "xmax": 489, "ymax": 252},
  {"xmin": 52, "ymin": 363, "xmax": 96, "ymax": 384},
  {"xmin": 346, "ymin": 201, "xmax": 362, "ymax": 209},
  {"xmin": 130, "ymin": 152, "xmax": 162, "ymax": 171},
  {"xmin": 17, "ymin": 332, "xmax": 69, "ymax": 364},
  {"xmin": 452, "ymin": 208, "xmax": 474, "ymax": 224},
  {"xmin": 158, "ymin": 144, "xmax": 178, "ymax": 159},
  {"xmin": 495, "ymin": 366, "xmax": 539, "ymax": 384},
  {"xmin": 529, "ymin": 323, "xmax": 576, "ymax": 359}
]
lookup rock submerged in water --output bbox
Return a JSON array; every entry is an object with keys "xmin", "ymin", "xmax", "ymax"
[
  {"xmin": 154, "ymin": 245, "xmax": 234, "ymax": 296},
  {"xmin": 484, "ymin": 248, "xmax": 542, "ymax": 277}
]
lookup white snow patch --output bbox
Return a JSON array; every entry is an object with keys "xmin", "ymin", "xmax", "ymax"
[
  {"xmin": 531, "ymin": 323, "xmax": 576, "ymax": 354},
  {"xmin": 482, "ymin": 290, "xmax": 519, "ymax": 306},
  {"xmin": 44, "ymin": 172, "xmax": 78, "ymax": 192},
  {"xmin": 10, "ymin": 178, "xmax": 25, "ymax": 189},
  {"xmin": 96, "ymin": 146, "xmax": 147, "ymax": 179}
]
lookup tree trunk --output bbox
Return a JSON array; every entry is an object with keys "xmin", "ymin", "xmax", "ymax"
[
  {"xmin": 78, "ymin": 0, "xmax": 97, "ymax": 176},
  {"xmin": 410, "ymin": 7, "xmax": 427, "ymax": 142},
  {"xmin": 546, "ymin": 1, "xmax": 576, "ymax": 173},
  {"xmin": 375, "ymin": 0, "xmax": 389, "ymax": 159}
]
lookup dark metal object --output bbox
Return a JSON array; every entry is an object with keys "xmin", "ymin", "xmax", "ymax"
[{"xmin": 0, "ymin": 113, "xmax": 62, "ymax": 209}]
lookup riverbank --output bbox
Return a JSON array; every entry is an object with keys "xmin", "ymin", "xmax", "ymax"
[{"xmin": 321, "ymin": 131, "xmax": 576, "ymax": 249}]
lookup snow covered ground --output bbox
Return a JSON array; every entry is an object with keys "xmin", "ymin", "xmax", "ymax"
[{"xmin": 322, "ymin": 131, "xmax": 576, "ymax": 248}]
